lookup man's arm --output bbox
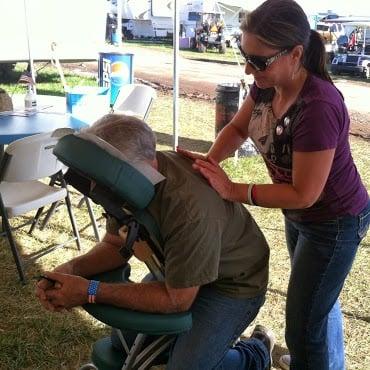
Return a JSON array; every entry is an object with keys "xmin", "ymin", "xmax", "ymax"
[
  {"xmin": 56, "ymin": 232, "xmax": 126, "ymax": 277},
  {"xmin": 36, "ymin": 231, "xmax": 127, "ymax": 311},
  {"xmin": 97, "ymin": 280, "xmax": 199, "ymax": 313},
  {"xmin": 43, "ymin": 272, "xmax": 199, "ymax": 313}
]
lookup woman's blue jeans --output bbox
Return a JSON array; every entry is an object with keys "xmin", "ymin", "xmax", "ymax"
[{"xmin": 284, "ymin": 201, "xmax": 370, "ymax": 370}]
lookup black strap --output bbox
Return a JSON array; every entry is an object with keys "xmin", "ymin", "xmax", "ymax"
[{"xmin": 64, "ymin": 168, "xmax": 163, "ymax": 262}]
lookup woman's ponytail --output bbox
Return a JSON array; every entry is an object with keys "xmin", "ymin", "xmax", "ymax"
[{"xmin": 304, "ymin": 30, "xmax": 333, "ymax": 83}]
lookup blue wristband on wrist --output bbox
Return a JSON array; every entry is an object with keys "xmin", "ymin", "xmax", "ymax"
[{"xmin": 87, "ymin": 280, "xmax": 100, "ymax": 304}]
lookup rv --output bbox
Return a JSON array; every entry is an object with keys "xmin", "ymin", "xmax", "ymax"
[
  {"xmin": 110, "ymin": 0, "xmax": 246, "ymax": 41},
  {"xmin": 110, "ymin": 0, "xmax": 173, "ymax": 38}
]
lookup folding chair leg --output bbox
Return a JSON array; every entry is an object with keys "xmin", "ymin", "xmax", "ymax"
[
  {"xmin": 39, "ymin": 201, "xmax": 60, "ymax": 230},
  {"xmin": 30, "ymin": 174, "xmax": 61, "ymax": 232},
  {"xmin": 84, "ymin": 197, "xmax": 100, "ymax": 241},
  {"xmin": 28, "ymin": 206, "xmax": 45, "ymax": 234},
  {"xmin": 65, "ymin": 194, "xmax": 81, "ymax": 251},
  {"xmin": 0, "ymin": 198, "xmax": 26, "ymax": 283},
  {"xmin": 77, "ymin": 196, "xmax": 85, "ymax": 209},
  {"xmin": 59, "ymin": 175, "xmax": 82, "ymax": 251},
  {"xmin": 61, "ymin": 190, "xmax": 81, "ymax": 251}
]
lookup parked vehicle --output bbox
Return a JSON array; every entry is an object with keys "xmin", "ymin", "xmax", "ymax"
[
  {"xmin": 194, "ymin": 12, "xmax": 226, "ymax": 53},
  {"xmin": 331, "ymin": 47, "xmax": 370, "ymax": 78},
  {"xmin": 330, "ymin": 22, "xmax": 370, "ymax": 79}
]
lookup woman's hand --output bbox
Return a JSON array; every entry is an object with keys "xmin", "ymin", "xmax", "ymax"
[
  {"xmin": 193, "ymin": 157, "xmax": 236, "ymax": 201},
  {"xmin": 176, "ymin": 147, "xmax": 208, "ymax": 161}
]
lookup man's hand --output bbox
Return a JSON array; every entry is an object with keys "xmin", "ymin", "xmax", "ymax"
[
  {"xmin": 35, "ymin": 275, "xmax": 63, "ymax": 312},
  {"xmin": 35, "ymin": 262, "xmax": 76, "ymax": 311},
  {"xmin": 40, "ymin": 272, "xmax": 89, "ymax": 311},
  {"xmin": 193, "ymin": 157, "xmax": 236, "ymax": 201}
]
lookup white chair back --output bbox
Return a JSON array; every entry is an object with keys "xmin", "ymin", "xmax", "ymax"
[
  {"xmin": 2, "ymin": 131, "xmax": 64, "ymax": 182},
  {"xmin": 113, "ymin": 84, "xmax": 157, "ymax": 121}
]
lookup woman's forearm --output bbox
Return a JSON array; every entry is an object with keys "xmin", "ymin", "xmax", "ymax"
[
  {"xmin": 208, "ymin": 123, "xmax": 247, "ymax": 162},
  {"xmin": 232, "ymin": 182, "xmax": 318, "ymax": 209}
]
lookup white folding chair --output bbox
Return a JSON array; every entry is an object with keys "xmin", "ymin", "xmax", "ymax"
[
  {"xmin": 0, "ymin": 130, "xmax": 81, "ymax": 283},
  {"xmin": 112, "ymin": 84, "xmax": 157, "ymax": 121}
]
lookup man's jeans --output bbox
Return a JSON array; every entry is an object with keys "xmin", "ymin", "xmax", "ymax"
[
  {"xmin": 112, "ymin": 286, "xmax": 269, "ymax": 370},
  {"xmin": 284, "ymin": 200, "xmax": 370, "ymax": 370},
  {"xmin": 167, "ymin": 286, "xmax": 268, "ymax": 370}
]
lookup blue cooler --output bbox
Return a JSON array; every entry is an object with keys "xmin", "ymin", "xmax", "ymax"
[
  {"xmin": 66, "ymin": 86, "xmax": 110, "ymax": 113},
  {"xmin": 98, "ymin": 52, "xmax": 134, "ymax": 106}
]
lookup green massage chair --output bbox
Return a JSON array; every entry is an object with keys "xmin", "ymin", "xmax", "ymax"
[{"xmin": 53, "ymin": 134, "xmax": 192, "ymax": 370}]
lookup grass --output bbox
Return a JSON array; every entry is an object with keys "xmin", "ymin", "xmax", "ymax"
[
  {"xmin": 0, "ymin": 63, "xmax": 98, "ymax": 97},
  {"xmin": 124, "ymin": 39, "xmax": 241, "ymax": 63},
  {"xmin": 0, "ymin": 69, "xmax": 369, "ymax": 369}
]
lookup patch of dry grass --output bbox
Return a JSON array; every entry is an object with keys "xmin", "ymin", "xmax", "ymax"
[{"xmin": 0, "ymin": 92, "xmax": 368, "ymax": 369}]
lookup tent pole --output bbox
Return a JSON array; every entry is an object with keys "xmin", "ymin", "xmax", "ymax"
[
  {"xmin": 116, "ymin": 0, "xmax": 123, "ymax": 47},
  {"xmin": 172, "ymin": 0, "xmax": 180, "ymax": 150},
  {"xmin": 23, "ymin": 0, "xmax": 36, "ymax": 91}
]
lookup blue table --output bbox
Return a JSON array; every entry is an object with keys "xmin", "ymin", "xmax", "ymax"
[{"xmin": 0, "ymin": 112, "xmax": 88, "ymax": 145}]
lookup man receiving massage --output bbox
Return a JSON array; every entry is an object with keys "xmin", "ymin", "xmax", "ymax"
[{"xmin": 36, "ymin": 114, "xmax": 273, "ymax": 370}]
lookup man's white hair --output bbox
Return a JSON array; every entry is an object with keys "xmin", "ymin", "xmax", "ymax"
[{"xmin": 82, "ymin": 114, "xmax": 156, "ymax": 162}]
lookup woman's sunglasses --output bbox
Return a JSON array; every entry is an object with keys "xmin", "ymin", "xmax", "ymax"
[{"xmin": 237, "ymin": 42, "xmax": 289, "ymax": 72}]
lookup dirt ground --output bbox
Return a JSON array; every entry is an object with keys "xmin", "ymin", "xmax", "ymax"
[{"xmin": 65, "ymin": 44, "xmax": 370, "ymax": 139}]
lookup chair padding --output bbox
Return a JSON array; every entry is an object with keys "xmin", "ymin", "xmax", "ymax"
[
  {"xmin": 53, "ymin": 134, "xmax": 154, "ymax": 210},
  {"xmin": 84, "ymin": 304, "xmax": 192, "ymax": 335}
]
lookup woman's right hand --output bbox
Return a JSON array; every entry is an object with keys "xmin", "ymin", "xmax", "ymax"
[{"xmin": 176, "ymin": 147, "xmax": 208, "ymax": 162}]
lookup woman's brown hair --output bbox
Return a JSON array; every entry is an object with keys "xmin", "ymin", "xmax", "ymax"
[{"xmin": 240, "ymin": 0, "xmax": 332, "ymax": 83}]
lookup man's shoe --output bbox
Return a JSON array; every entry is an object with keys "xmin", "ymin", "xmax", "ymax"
[
  {"xmin": 278, "ymin": 354, "xmax": 290, "ymax": 369},
  {"xmin": 250, "ymin": 325, "xmax": 275, "ymax": 368}
]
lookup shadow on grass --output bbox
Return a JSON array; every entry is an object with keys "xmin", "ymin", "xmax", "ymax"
[
  {"xmin": 0, "ymin": 194, "xmax": 109, "ymax": 369},
  {"xmin": 154, "ymin": 131, "xmax": 213, "ymax": 153},
  {"xmin": 0, "ymin": 239, "xmax": 107, "ymax": 370}
]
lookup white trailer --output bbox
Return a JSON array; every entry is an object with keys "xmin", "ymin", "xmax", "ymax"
[
  {"xmin": 111, "ymin": 0, "xmax": 246, "ymax": 39},
  {"xmin": 111, "ymin": 0, "xmax": 173, "ymax": 38},
  {"xmin": 0, "ymin": 0, "xmax": 107, "ymax": 70}
]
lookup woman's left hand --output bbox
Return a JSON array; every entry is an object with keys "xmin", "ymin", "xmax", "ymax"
[{"xmin": 193, "ymin": 157, "xmax": 235, "ymax": 201}]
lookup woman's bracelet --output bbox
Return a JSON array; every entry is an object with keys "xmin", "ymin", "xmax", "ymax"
[{"xmin": 247, "ymin": 184, "xmax": 256, "ymax": 206}]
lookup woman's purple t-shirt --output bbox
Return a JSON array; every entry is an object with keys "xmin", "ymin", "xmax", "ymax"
[{"xmin": 248, "ymin": 74, "xmax": 368, "ymax": 222}]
